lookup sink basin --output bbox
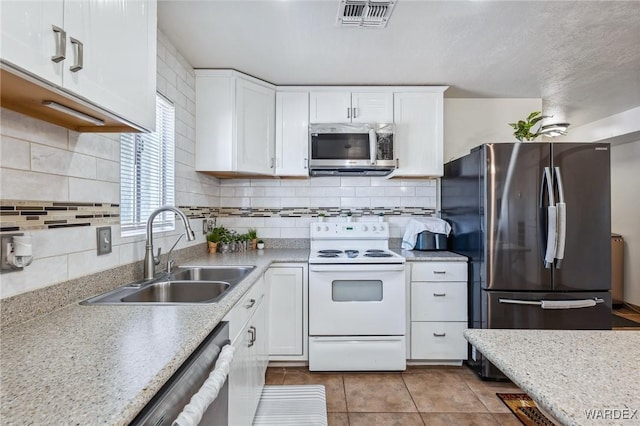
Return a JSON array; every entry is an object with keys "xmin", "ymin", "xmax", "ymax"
[
  {"xmin": 81, "ymin": 265, "xmax": 256, "ymax": 305},
  {"xmin": 121, "ymin": 280, "xmax": 230, "ymax": 303},
  {"xmin": 170, "ymin": 266, "xmax": 255, "ymax": 284}
]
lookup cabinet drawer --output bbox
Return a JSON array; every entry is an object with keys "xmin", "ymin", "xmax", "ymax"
[
  {"xmin": 410, "ymin": 322, "xmax": 467, "ymax": 360},
  {"xmin": 226, "ymin": 277, "xmax": 265, "ymax": 340},
  {"xmin": 411, "ymin": 262, "xmax": 467, "ymax": 282},
  {"xmin": 411, "ymin": 282, "xmax": 467, "ymax": 321}
]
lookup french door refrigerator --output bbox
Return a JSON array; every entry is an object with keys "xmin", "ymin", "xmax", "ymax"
[{"xmin": 442, "ymin": 143, "xmax": 612, "ymax": 379}]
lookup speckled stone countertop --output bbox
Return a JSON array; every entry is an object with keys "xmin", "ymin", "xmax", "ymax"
[
  {"xmin": 464, "ymin": 329, "xmax": 640, "ymax": 425},
  {"xmin": 0, "ymin": 249, "xmax": 308, "ymax": 426},
  {"xmin": 397, "ymin": 249, "xmax": 467, "ymax": 261}
]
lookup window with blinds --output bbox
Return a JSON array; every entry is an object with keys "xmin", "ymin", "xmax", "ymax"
[{"xmin": 120, "ymin": 94, "xmax": 175, "ymax": 236}]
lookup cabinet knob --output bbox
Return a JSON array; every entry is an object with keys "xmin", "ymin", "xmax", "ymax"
[
  {"xmin": 433, "ymin": 332, "xmax": 447, "ymax": 337},
  {"xmin": 244, "ymin": 298, "xmax": 256, "ymax": 309}
]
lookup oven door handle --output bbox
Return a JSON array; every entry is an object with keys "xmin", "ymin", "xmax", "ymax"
[{"xmin": 309, "ymin": 263, "xmax": 405, "ymax": 272}]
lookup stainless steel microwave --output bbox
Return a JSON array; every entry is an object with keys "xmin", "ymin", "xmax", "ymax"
[{"xmin": 308, "ymin": 123, "xmax": 396, "ymax": 176}]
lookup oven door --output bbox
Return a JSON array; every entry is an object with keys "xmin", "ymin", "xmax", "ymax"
[{"xmin": 309, "ymin": 263, "xmax": 406, "ymax": 336}]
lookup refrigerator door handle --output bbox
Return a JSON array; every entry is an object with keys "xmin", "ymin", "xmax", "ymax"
[
  {"xmin": 499, "ymin": 297, "xmax": 605, "ymax": 308},
  {"xmin": 541, "ymin": 167, "xmax": 556, "ymax": 268},
  {"xmin": 554, "ymin": 166, "xmax": 567, "ymax": 268}
]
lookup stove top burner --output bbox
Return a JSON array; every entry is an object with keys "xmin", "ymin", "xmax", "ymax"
[
  {"xmin": 318, "ymin": 253, "xmax": 340, "ymax": 258},
  {"xmin": 319, "ymin": 249, "xmax": 343, "ymax": 254},
  {"xmin": 345, "ymin": 249, "xmax": 359, "ymax": 258},
  {"xmin": 364, "ymin": 252, "xmax": 393, "ymax": 258},
  {"xmin": 366, "ymin": 249, "xmax": 385, "ymax": 253}
]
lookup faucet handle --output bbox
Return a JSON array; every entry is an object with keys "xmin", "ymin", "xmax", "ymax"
[{"xmin": 154, "ymin": 247, "xmax": 162, "ymax": 265}]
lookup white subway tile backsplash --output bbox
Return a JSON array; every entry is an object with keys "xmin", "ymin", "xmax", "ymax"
[
  {"xmin": 310, "ymin": 177, "xmax": 340, "ymax": 187},
  {"xmin": 69, "ymin": 178, "xmax": 119, "ymax": 204},
  {"xmin": 68, "ymin": 247, "xmax": 121, "ymax": 279},
  {"xmin": 282, "ymin": 197, "xmax": 310, "ymax": 207},
  {"xmin": 1, "ymin": 109, "xmax": 68, "ymax": 150},
  {"xmin": 341, "ymin": 197, "xmax": 371, "ymax": 208},
  {"xmin": 96, "ymin": 159, "xmax": 120, "ymax": 183},
  {"xmin": 371, "ymin": 196, "xmax": 401, "ymax": 207},
  {"xmin": 251, "ymin": 197, "xmax": 281, "ymax": 208},
  {"xmin": 415, "ymin": 186, "xmax": 437, "ymax": 196},
  {"xmin": 31, "ymin": 144, "xmax": 97, "ymax": 179},
  {"xmin": 68, "ymin": 132, "xmax": 120, "ymax": 162},
  {"xmin": 1, "ymin": 169, "xmax": 69, "ymax": 201},
  {"xmin": 0, "ymin": 255, "xmax": 68, "ymax": 298},
  {"xmin": 310, "ymin": 196, "xmax": 340, "ymax": 207},
  {"xmin": 0, "ymin": 135, "xmax": 30, "ymax": 170},
  {"xmin": 340, "ymin": 176, "xmax": 371, "ymax": 187}
]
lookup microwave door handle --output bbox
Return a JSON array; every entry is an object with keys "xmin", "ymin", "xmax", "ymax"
[{"xmin": 369, "ymin": 129, "xmax": 377, "ymax": 165}]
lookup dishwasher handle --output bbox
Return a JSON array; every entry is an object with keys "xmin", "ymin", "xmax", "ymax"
[{"xmin": 173, "ymin": 344, "xmax": 235, "ymax": 426}]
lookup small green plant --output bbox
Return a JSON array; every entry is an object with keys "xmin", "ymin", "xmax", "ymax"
[
  {"xmin": 318, "ymin": 212, "xmax": 325, "ymax": 217},
  {"xmin": 257, "ymin": 239, "xmax": 264, "ymax": 244},
  {"xmin": 247, "ymin": 228, "xmax": 257, "ymax": 240},
  {"xmin": 207, "ymin": 226, "xmax": 227, "ymax": 243},
  {"xmin": 508, "ymin": 111, "xmax": 550, "ymax": 142}
]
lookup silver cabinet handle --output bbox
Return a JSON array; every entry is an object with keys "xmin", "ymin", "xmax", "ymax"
[
  {"xmin": 554, "ymin": 166, "xmax": 566, "ymax": 268},
  {"xmin": 347, "ymin": 107, "xmax": 351, "ymax": 119},
  {"xmin": 247, "ymin": 326, "xmax": 256, "ymax": 347},
  {"xmin": 433, "ymin": 271, "xmax": 446, "ymax": 274},
  {"xmin": 270, "ymin": 157, "xmax": 274, "ymax": 169},
  {"xmin": 51, "ymin": 25, "xmax": 66, "ymax": 63},
  {"xmin": 69, "ymin": 37, "xmax": 83, "ymax": 72},
  {"xmin": 304, "ymin": 158, "xmax": 308, "ymax": 169},
  {"xmin": 244, "ymin": 298, "xmax": 256, "ymax": 309},
  {"xmin": 433, "ymin": 332, "xmax": 446, "ymax": 337},
  {"xmin": 433, "ymin": 293, "xmax": 447, "ymax": 297},
  {"xmin": 353, "ymin": 107, "xmax": 358, "ymax": 118}
]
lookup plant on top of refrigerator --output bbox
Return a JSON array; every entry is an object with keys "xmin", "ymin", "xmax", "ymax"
[{"xmin": 508, "ymin": 111, "xmax": 550, "ymax": 142}]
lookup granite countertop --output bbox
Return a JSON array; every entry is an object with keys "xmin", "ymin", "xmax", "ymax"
[
  {"xmin": 464, "ymin": 329, "xmax": 640, "ymax": 426},
  {"xmin": 397, "ymin": 249, "xmax": 467, "ymax": 261},
  {"xmin": 0, "ymin": 249, "xmax": 308, "ymax": 426}
]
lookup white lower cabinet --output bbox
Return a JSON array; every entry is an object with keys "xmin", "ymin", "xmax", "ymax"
[
  {"xmin": 409, "ymin": 261, "xmax": 468, "ymax": 362},
  {"xmin": 227, "ymin": 276, "xmax": 268, "ymax": 426},
  {"xmin": 265, "ymin": 264, "xmax": 308, "ymax": 361}
]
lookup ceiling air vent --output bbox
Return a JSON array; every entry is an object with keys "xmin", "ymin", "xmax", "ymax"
[{"xmin": 336, "ymin": 0, "xmax": 396, "ymax": 28}]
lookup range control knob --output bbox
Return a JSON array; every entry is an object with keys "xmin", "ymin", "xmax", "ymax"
[
  {"xmin": 316, "ymin": 226, "xmax": 322, "ymax": 232},
  {"xmin": 324, "ymin": 225, "xmax": 330, "ymax": 231},
  {"xmin": 379, "ymin": 224, "xmax": 385, "ymax": 231},
  {"xmin": 371, "ymin": 225, "xmax": 377, "ymax": 231},
  {"xmin": 361, "ymin": 225, "xmax": 368, "ymax": 231}
]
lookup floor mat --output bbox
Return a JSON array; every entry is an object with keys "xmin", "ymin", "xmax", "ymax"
[
  {"xmin": 497, "ymin": 393, "xmax": 555, "ymax": 426},
  {"xmin": 253, "ymin": 385, "xmax": 327, "ymax": 425},
  {"xmin": 612, "ymin": 314, "xmax": 640, "ymax": 328}
]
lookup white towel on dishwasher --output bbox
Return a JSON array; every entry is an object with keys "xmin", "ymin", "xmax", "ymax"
[
  {"xmin": 173, "ymin": 344, "xmax": 235, "ymax": 426},
  {"xmin": 540, "ymin": 299, "xmax": 596, "ymax": 310}
]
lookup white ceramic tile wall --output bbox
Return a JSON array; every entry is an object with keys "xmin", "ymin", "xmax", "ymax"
[
  {"xmin": 0, "ymin": 30, "xmax": 215, "ymax": 298},
  {"xmin": 216, "ymin": 176, "xmax": 438, "ymax": 239}
]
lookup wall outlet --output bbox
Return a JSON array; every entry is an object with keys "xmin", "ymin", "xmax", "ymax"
[
  {"xmin": 203, "ymin": 218, "xmax": 215, "ymax": 234},
  {"xmin": 96, "ymin": 226, "xmax": 112, "ymax": 255}
]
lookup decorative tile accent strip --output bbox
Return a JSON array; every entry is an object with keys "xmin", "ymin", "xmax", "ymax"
[
  {"xmin": 0, "ymin": 201, "xmax": 434, "ymax": 231},
  {"xmin": 215, "ymin": 206, "xmax": 436, "ymax": 218},
  {"xmin": 0, "ymin": 200, "xmax": 120, "ymax": 231}
]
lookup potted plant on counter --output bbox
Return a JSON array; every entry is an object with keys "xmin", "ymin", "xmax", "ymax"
[
  {"xmin": 256, "ymin": 239, "xmax": 265, "ymax": 250},
  {"xmin": 207, "ymin": 226, "xmax": 227, "ymax": 253},
  {"xmin": 248, "ymin": 228, "xmax": 258, "ymax": 250},
  {"xmin": 317, "ymin": 212, "xmax": 326, "ymax": 222}
]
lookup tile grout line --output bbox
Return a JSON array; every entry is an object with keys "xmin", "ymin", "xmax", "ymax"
[{"xmin": 400, "ymin": 372, "xmax": 427, "ymax": 426}]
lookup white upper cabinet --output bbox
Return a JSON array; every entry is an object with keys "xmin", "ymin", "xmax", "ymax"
[
  {"xmin": 275, "ymin": 91, "xmax": 309, "ymax": 177},
  {"xmin": 351, "ymin": 92, "xmax": 394, "ymax": 123},
  {"xmin": 0, "ymin": 0, "xmax": 156, "ymax": 132},
  {"xmin": 0, "ymin": 1, "xmax": 64, "ymax": 84},
  {"xmin": 391, "ymin": 90, "xmax": 445, "ymax": 177},
  {"xmin": 195, "ymin": 70, "xmax": 276, "ymax": 177},
  {"xmin": 309, "ymin": 90, "xmax": 393, "ymax": 123},
  {"xmin": 62, "ymin": 0, "xmax": 156, "ymax": 131}
]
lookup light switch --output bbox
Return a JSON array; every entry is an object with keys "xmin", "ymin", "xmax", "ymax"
[{"xmin": 96, "ymin": 226, "xmax": 112, "ymax": 255}]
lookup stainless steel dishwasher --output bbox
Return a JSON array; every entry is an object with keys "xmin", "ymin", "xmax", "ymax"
[{"xmin": 131, "ymin": 322, "xmax": 230, "ymax": 426}]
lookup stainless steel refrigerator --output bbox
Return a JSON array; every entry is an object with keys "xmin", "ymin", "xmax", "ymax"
[{"xmin": 442, "ymin": 143, "xmax": 612, "ymax": 379}]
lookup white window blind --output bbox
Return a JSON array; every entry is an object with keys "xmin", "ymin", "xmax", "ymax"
[{"xmin": 120, "ymin": 94, "xmax": 175, "ymax": 236}]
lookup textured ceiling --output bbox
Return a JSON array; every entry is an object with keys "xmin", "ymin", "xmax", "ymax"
[{"xmin": 158, "ymin": 0, "xmax": 640, "ymax": 126}]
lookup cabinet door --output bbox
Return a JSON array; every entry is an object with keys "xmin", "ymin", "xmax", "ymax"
[
  {"xmin": 248, "ymin": 299, "xmax": 268, "ymax": 419},
  {"xmin": 275, "ymin": 92, "xmax": 309, "ymax": 176},
  {"xmin": 236, "ymin": 78, "xmax": 275, "ymax": 175},
  {"xmin": 266, "ymin": 267, "xmax": 304, "ymax": 356},
  {"xmin": 392, "ymin": 92, "xmax": 444, "ymax": 176},
  {"xmin": 309, "ymin": 91, "xmax": 351, "ymax": 123},
  {"xmin": 228, "ymin": 321, "xmax": 252, "ymax": 426},
  {"xmin": 62, "ymin": 0, "xmax": 156, "ymax": 130},
  {"xmin": 352, "ymin": 92, "xmax": 393, "ymax": 123},
  {"xmin": 0, "ymin": 0, "xmax": 64, "ymax": 85}
]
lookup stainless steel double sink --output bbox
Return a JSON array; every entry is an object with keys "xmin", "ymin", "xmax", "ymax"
[{"xmin": 81, "ymin": 265, "xmax": 256, "ymax": 305}]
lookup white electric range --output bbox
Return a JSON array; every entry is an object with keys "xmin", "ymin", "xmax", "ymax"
[{"xmin": 308, "ymin": 222, "xmax": 406, "ymax": 371}]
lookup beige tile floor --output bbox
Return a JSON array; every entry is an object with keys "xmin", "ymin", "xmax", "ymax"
[{"xmin": 265, "ymin": 365, "xmax": 524, "ymax": 426}]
